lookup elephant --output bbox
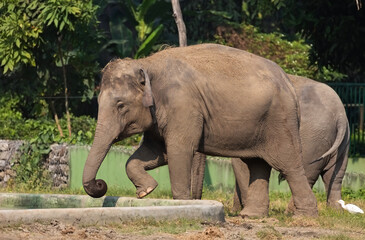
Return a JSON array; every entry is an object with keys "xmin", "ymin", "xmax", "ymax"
[
  {"xmin": 232, "ymin": 74, "xmax": 350, "ymax": 217},
  {"xmin": 126, "ymin": 74, "xmax": 349, "ymax": 217},
  {"xmin": 82, "ymin": 43, "xmax": 318, "ymax": 216}
]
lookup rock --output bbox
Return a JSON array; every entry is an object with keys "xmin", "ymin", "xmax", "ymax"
[
  {"xmin": 0, "ymin": 151, "xmax": 11, "ymax": 160},
  {"xmin": 0, "ymin": 142, "xmax": 9, "ymax": 151},
  {"xmin": 59, "ymin": 156, "xmax": 68, "ymax": 164},
  {"xmin": 48, "ymin": 165, "xmax": 58, "ymax": 173},
  {"xmin": 0, "ymin": 160, "xmax": 7, "ymax": 169},
  {"xmin": 60, "ymin": 176, "xmax": 68, "ymax": 182},
  {"xmin": 3, "ymin": 174, "xmax": 10, "ymax": 182},
  {"xmin": 5, "ymin": 169, "xmax": 16, "ymax": 177},
  {"xmin": 49, "ymin": 158, "xmax": 58, "ymax": 165},
  {"xmin": 0, "ymin": 140, "xmax": 71, "ymax": 188},
  {"xmin": 50, "ymin": 144, "xmax": 60, "ymax": 152},
  {"xmin": 60, "ymin": 164, "xmax": 69, "ymax": 174}
]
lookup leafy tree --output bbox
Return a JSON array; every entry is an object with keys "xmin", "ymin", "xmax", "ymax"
[
  {"xmin": 215, "ymin": 24, "xmax": 346, "ymax": 82},
  {"xmin": 179, "ymin": 0, "xmax": 243, "ymax": 42},
  {"xmin": 239, "ymin": 0, "xmax": 365, "ymax": 82},
  {"xmin": 292, "ymin": 0, "xmax": 365, "ymax": 82},
  {"xmin": 0, "ymin": 0, "xmax": 102, "ymax": 131},
  {"xmin": 99, "ymin": 0, "xmax": 170, "ymax": 60}
]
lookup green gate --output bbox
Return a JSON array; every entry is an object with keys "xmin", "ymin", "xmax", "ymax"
[{"xmin": 327, "ymin": 83, "xmax": 365, "ymax": 156}]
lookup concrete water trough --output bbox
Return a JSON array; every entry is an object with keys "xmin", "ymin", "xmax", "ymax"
[{"xmin": 0, "ymin": 193, "xmax": 225, "ymax": 226}]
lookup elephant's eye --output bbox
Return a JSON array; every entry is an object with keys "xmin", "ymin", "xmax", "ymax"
[{"xmin": 117, "ymin": 101, "xmax": 125, "ymax": 109}]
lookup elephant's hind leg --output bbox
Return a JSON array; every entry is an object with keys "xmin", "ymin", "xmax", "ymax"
[
  {"xmin": 190, "ymin": 153, "xmax": 207, "ymax": 199},
  {"xmin": 264, "ymin": 140, "xmax": 318, "ymax": 216},
  {"xmin": 232, "ymin": 158, "xmax": 249, "ymax": 212},
  {"xmin": 321, "ymin": 147, "xmax": 349, "ymax": 209}
]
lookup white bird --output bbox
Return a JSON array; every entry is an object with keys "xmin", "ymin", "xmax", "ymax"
[{"xmin": 337, "ymin": 200, "xmax": 364, "ymax": 214}]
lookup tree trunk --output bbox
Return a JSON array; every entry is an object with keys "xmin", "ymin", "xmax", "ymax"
[
  {"xmin": 171, "ymin": 0, "xmax": 187, "ymax": 47},
  {"xmin": 57, "ymin": 36, "xmax": 72, "ymax": 138},
  {"xmin": 356, "ymin": 0, "xmax": 362, "ymax": 10}
]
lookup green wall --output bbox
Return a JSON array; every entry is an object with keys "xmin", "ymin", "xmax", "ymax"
[{"xmin": 70, "ymin": 146, "xmax": 365, "ymax": 193}]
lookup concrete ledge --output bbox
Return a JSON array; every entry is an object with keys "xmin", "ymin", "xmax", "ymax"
[{"xmin": 0, "ymin": 193, "xmax": 225, "ymax": 225}]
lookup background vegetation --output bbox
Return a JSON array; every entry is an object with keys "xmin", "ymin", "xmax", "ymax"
[{"xmin": 0, "ymin": 0, "xmax": 364, "ymax": 189}]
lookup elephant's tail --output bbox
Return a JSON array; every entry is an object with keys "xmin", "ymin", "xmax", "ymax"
[{"xmin": 317, "ymin": 115, "xmax": 350, "ymax": 161}]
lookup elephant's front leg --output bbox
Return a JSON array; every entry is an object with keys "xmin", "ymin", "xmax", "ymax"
[
  {"xmin": 165, "ymin": 114, "xmax": 203, "ymax": 199},
  {"xmin": 165, "ymin": 145, "xmax": 194, "ymax": 199},
  {"xmin": 126, "ymin": 138, "xmax": 167, "ymax": 198}
]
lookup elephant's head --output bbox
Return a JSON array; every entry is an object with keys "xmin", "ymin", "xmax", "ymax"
[{"xmin": 83, "ymin": 59, "xmax": 154, "ymax": 198}]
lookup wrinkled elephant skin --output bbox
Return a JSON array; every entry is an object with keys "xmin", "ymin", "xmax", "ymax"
[
  {"xmin": 232, "ymin": 75, "xmax": 349, "ymax": 217},
  {"xmin": 83, "ymin": 44, "xmax": 318, "ymax": 216}
]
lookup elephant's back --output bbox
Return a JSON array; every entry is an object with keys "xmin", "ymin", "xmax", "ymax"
[
  {"xmin": 149, "ymin": 44, "xmax": 281, "ymax": 76},
  {"xmin": 147, "ymin": 44, "xmax": 294, "ymax": 97},
  {"xmin": 289, "ymin": 75, "xmax": 346, "ymax": 118}
]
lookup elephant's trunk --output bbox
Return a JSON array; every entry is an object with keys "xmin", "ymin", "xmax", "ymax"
[{"xmin": 82, "ymin": 122, "xmax": 114, "ymax": 198}]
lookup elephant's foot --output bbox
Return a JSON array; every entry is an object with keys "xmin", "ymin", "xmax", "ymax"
[
  {"xmin": 327, "ymin": 200, "xmax": 342, "ymax": 210},
  {"xmin": 136, "ymin": 181, "xmax": 158, "ymax": 199},
  {"xmin": 285, "ymin": 200, "xmax": 318, "ymax": 217},
  {"xmin": 240, "ymin": 207, "xmax": 268, "ymax": 218},
  {"xmin": 293, "ymin": 207, "xmax": 318, "ymax": 217}
]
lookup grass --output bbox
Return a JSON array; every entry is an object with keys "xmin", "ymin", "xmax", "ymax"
[
  {"xmin": 2, "ymin": 186, "xmax": 365, "ymax": 238},
  {"xmin": 256, "ymin": 226, "xmax": 283, "ymax": 240},
  {"xmin": 266, "ymin": 191, "xmax": 365, "ymax": 236}
]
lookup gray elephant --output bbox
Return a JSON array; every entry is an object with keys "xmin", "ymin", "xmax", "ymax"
[
  {"xmin": 82, "ymin": 43, "xmax": 318, "ymax": 216},
  {"xmin": 126, "ymin": 74, "xmax": 349, "ymax": 217},
  {"xmin": 232, "ymin": 75, "xmax": 349, "ymax": 217}
]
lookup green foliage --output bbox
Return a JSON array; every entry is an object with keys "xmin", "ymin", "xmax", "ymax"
[
  {"xmin": 175, "ymin": 0, "xmax": 242, "ymax": 43},
  {"xmin": 238, "ymin": 0, "xmax": 365, "ymax": 82},
  {"xmin": 0, "ymin": 1, "xmax": 40, "ymax": 72},
  {"xmin": 128, "ymin": 0, "xmax": 165, "ymax": 58},
  {"xmin": 0, "ymin": 0, "xmax": 101, "ymax": 118},
  {"xmin": 215, "ymin": 24, "xmax": 346, "ymax": 82},
  {"xmin": 0, "ymin": 92, "xmax": 141, "ymax": 189},
  {"xmin": 290, "ymin": 0, "xmax": 365, "ymax": 82},
  {"xmin": 342, "ymin": 188, "xmax": 365, "ymax": 200},
  {"xmin": 2, "ymin": 113, "xmax": 96, "ymax": 189},
  {"xmin": 101, "ymin": 0, "xmax": 169, "ymax": 59},
  {"xmin": 38, "ymin": 0, "xmax": 94, "ymax": 31},
  {"xmin": 0, "ymin": 94, "xmax": 23, "ymax": 138},
  {"xmin": 0, "ymin": 93, "xmax": 96, "ymax": 144},
  {"xmin": 10, "ymin": 115, "xmax": 96, "ymax": 189},
  {"xmin": 12, "ymin": 137, "xmax": 52, "ymax": 190},
  {"xmin": 0, "ymin": 0, "xmax": 98, "ymax": 73}
]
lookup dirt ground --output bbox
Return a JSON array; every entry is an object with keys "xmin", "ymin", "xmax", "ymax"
[{"xmin": 1, "ymin": 216, "xmax": 364, "ymax": 240}]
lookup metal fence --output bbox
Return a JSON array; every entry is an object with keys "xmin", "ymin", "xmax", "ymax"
[{"xmin": 327, "ymin": 83, "xmax": 365, "ymax": 156}]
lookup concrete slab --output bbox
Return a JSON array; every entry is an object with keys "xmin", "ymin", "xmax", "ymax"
[{"xmin": 0, "ymin": 193, "xmax": 225, "ymax": 226}]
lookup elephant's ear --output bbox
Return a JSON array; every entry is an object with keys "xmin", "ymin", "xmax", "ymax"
[{"xmin": 140, "ymin": 69, "xmax": 154, "ymax": 108}]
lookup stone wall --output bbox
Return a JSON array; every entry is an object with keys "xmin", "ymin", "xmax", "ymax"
[
  {"xmin": 0, "ymin": 140, "xmax": 22, "ymax": 187},
  {"xmin": 46, "ymin": 143, "xmax": 69, "ymax": 188},
  {"xmin": 0, "ymin": 140, "xmax": 70, "ymax": 188}
]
